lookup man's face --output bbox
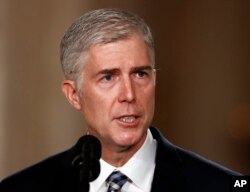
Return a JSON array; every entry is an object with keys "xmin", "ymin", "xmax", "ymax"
[{"xmin": 68, "ymin": 34, "xmax": 155, "ymax": 154}]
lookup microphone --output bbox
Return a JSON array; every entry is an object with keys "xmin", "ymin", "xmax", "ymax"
[{"xmin": 72, "ymin": 135, "xmax": 101, "ymax": 192}]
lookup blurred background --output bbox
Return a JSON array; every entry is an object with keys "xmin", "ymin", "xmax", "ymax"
[{"xmin": 0, "ymin": 0, "xmax": 249, "ymax": 180}]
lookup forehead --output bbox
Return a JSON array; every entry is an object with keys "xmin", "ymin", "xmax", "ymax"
[{"xmin": 85, "ymin": 35, "xmax": 151, "ymax": 69}]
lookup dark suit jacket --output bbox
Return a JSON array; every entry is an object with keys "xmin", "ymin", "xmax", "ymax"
[{"xmin": 0, "ymin": 127, "xmax": 240, "ymax": 191}]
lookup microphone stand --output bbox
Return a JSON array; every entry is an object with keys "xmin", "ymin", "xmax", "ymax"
[{"xmin": 78, "ymin": 164, "xmax": 90, "ymax": 192}]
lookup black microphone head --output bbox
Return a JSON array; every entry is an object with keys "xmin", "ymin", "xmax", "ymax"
[
  {"xmin": 81, "ymin": 135, "xmax": 101, "ymax": 181},
  {"xmin": 81, "ymin": 135, "xmax": 101, "ymax": 160},
  {"xmin": 73, "ymin": 135, "xmax": 102, "ymax": 182}
]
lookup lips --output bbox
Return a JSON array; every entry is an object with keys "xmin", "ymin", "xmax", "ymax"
[
  {"xmin": 115, "ymin": 114, "xmax": 141, "ymax": 127},
  {"xmin": 120, "ymin": 116, "xmax": 136, "ymax": 123}
]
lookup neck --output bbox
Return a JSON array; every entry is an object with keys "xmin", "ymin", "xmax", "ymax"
[
  {"xmin": 101, "ymin": 137, "xmax": 146, "ymax": 167},
  {"xmin": 101, "ymin": 147, "xmax": 132, "ymax": 167}
]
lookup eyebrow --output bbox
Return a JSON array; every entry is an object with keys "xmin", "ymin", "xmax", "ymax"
[
  {"xmin": 96, "ymin": 65, "xmax": 154, "ymax": 76},
  {"xmin": 96, "ymin": 68, "xmax": 120, "ymax": 77},
  {"xmin": 131, "ymin": 65, "xmax": 154, "ymax": 72}
]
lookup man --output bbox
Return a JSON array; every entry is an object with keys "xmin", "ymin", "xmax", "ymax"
[{"xmin": 0, "ymin": 8, "xmax": 240, "ymax": 192}]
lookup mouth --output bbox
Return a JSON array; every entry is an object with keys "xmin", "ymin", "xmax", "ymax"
[
  {"xmin": 115, "ymin": 115, "xmax": 141, "ymax": 127},
  {"xmin": 119, "ymin": 116, "xmax": 136, "ymax": 123}
]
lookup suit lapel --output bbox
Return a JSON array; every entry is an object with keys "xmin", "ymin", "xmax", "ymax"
[{"xmin": 150, "ymin": 127, "xmax": 185, "ymax": 192}]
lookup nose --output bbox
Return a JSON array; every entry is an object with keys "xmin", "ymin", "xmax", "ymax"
[{"xmin": 118, "ymin": 77, "xmax": 136, "ymax": 103}]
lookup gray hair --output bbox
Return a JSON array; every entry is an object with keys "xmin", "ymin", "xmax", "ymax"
[{"xmin": 60, "ymin": 8, "xmax": 155, "ymax": 91}]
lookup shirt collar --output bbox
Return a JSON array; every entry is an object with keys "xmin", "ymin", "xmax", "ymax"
[{"xmin": 90, "ymin": 129, "xmax": 157, "ymax": 192}]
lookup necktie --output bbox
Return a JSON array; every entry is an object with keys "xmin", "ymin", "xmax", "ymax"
[{"xmin": 106, "ymin": 170, "xmax": 129, "ymax": 192}]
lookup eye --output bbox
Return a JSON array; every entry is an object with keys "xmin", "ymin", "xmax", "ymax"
[
  {"xmin": 101, "ymin": 74, "xmax": 112, "ymax": 82},
  {"xmin": 135, "ymin": 70, "xmax": 147, "ymax": 78}
]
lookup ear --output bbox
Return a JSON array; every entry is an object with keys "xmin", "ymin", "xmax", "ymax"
[{"xmin": 61, "ymin": 80, "xmax": 82, "ymax": 110}]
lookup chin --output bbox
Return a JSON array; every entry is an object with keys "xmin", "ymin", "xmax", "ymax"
[{"xmin": 116, "ymin": 133, "xmax": 142, "ymax": 147}]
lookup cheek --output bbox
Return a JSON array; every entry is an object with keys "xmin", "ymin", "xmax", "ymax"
[
  {"xmin": 83, "ymin": 96, "xmax": 104, "ymax": 118},
  {"xmin": 141, "ymin": 86, "xmax": 155, "ymax": 121},
  {"xmin": 81, "ymin": 89, "xmax": 114, "ymax": 123},
  {"xmin": 140, "ymin": 85, "xmax": 155, "ymax": 105}
]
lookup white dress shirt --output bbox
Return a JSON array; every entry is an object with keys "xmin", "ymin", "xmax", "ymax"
[{"xmin": 89, "ymin": 129, "xmax": 157, "ymax": 192}]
